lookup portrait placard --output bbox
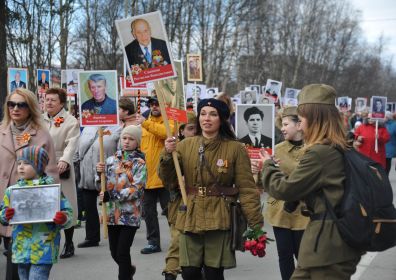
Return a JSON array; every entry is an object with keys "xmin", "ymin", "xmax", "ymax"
[
  {"xmin": 241, "ymin": 90, "xmax": 258, "ymax": 104},
  {"xmin": 250, "ymin": 85, "xmax": 261, "ymax": 94},
  {"xmin": 283, "ymin": 88, "xmax": 300, "ymax": 106},
  {"xmin": 355, "ymin": 97, "xmax": 367, "ymax": 113},
  {"xmin": 185, "ymin": 83, "xmax": 206, "ymax": 109},
  {"xmin": 386, "ymin": 102, "xmax": 394, "ymax": 113},
  {"xmin": 337, "ymin": 96, "xmax": 350, "ymax": 112},
  {"xmin": 120, "ymin": 76, "xmax": 149, "ymax": 97},
  {"xmin": 9, "ymin": 184, "xmax": 60, "ymax": 225},
  {"xmin": 235, "ymin": 104, "xmax": 275, "ymax": 156},
  {"xmin": 78, "ymin": 70, "xmax": 119, "ymax": 127},
  {"xmin": 61, "ymin": 69, "xmax": 83, "ymax": 97},
  {"xmin": 206, "ymin": 87, "xmax": 219, "ymax": 98},
  {"xmin": 154, "ymin": 60, "xmax": 187, "ymax": 122},
  {"xmin": 116, "ymin": 11, "xmax": 176, "ymax": 85},
  {"xmin": 37, "ymin": 69, "xmax": 51, "ymax": 112},
  {"xmin": 8, "ymin": 68, "xmax": 28, "ymax": 94},
  {"xmin": 370, "ymin": 96, "xmax": 387, "ymax": 120},
  {"xmin": 187, "ymin": 54, "xmax": 203, "ymax": 82},
  {"xmin": 262, "ymin": 79, "xmax": 282, "ymax": 104}
]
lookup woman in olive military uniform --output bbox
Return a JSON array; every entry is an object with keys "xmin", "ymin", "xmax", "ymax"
[
  {"xmin": 264, "ymin": 106, "xmax": 309, "ymax": 280},
  {"xmin": 159, "ymin": 98, "xmax": 263, "ymax": 280},
  {"xmin": 260, "ymin": 85, "xmax": 362, "ymax": 279}
]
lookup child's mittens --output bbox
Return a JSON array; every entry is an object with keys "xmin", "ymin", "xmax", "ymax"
[
  {"xmin": 53, "ymin": 211, "xmax": 67, "ymax": 225},
  {"xmin": 5, "ymin": 208, "xmax": 15, "ymax": 221}
]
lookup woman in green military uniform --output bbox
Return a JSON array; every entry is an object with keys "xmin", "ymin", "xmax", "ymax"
[
  {"xmin": 264, "ymin": 106, "xmax": 309, "ymax": 280},
  {"xmin": 159, "ymin": 98, "xmax": 263, "ymax": 280},
  {"xmin": 260, "ymin": 85, "xmax": 362, "ymax": 279}
]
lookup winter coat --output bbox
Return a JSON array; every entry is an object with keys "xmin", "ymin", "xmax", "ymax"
[
  {"xmin": 264, "ymin": 140, "xmax": 309, "ymax": 230},
  {"xmin": 141, "ymin": 115, "xmax": 175, "ymax": 189},
  {"xmin": 77, "ymin": 126, "xmax": 121, "ymax": 191},
  {"xmin": 385, "ymin": 119, "xmax": 396, "ymax": 158},
  {"xmin": 99, "ymin": 150, "xmax": 146, "ymax": 227},
  {"xmin": 43, "ymin": 109, "xmax": 80, "ymax": 224},
  {"xmin": 159, "ymin": 135, "xmax": 263, "ymax": 233},
  {"xmin": 0, "ymin": 177, "xmax": 73, "ymax": 264},
  {"xmin": 0, "ymin": 122, "xmax": 59, "ymax": 237},
  {"xmin": 354, "ymin": 123, "xmax": 390, "ymax": 168},
  {"xmin": 262, "ymin": 144, "xmax": 362, "ymax": 268}
]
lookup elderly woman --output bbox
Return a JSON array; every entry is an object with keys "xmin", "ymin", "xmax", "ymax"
[
  {"xmin": 0, "ymin": 88, "xmax": 58, "ymax": 279},
  {"xmin": 43, "ymin": 88, "xmax": 80, "ymax": 259},
  {"xmin": 159, "ymin": 98, "xmax": 263, "ymax": 280}
]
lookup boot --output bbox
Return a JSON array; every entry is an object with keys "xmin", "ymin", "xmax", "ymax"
[{"xmin": 60, "ymin": 242, "xmax": 75, "ymax": 259}]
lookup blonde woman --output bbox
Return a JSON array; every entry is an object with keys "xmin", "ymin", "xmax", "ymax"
[{"xmin": 0, "ymin": 88, "xmax": 58, "ymax": 279}]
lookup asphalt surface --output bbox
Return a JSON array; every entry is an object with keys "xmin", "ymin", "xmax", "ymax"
[{"xmin": 1, "ymin": 166, "xmax": 396, "ymax": 280}]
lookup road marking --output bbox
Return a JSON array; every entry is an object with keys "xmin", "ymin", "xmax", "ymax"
[{"xmin": 351, "ymin": 252, "xmax": 378, "ymax": 280}]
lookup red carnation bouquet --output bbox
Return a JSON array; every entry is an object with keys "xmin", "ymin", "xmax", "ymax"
[{"xmin": 243, "ymin": 226, "xmax": 273, "ymax": 258}]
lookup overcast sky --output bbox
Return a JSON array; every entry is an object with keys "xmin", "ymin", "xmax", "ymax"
[{"xmin": 350, "ymin": 0, "xmax": 396, "ymax": 65}]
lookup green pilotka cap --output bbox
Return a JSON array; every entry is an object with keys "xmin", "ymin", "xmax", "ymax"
[
  {"xmin": 298, "ymin": 84, "xmax": 336, "ymax": 105},
  {"xmin": 281, "ymin": 106, "xmax": 298, "ymax": 118}
]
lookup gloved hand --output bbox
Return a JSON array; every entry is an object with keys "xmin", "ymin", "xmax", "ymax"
[
  {"xmin": 53, "ymin": 211, "xmax": 67, "ymax": 225},
  {"xmin": 5, "ymin": 208, "xmax": 15, "ymax": 221}
]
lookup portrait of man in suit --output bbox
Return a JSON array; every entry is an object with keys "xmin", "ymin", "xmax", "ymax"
[
  {"xmin": 38, "ymin": 70, "xmax": 50, "ymax": 90},
  {"xmin": 239, "ymin": 106, "xmax": 272, "ymax": 148},
  {"xmin": 124, "ymin": 18, "xmax": 171, "ymax": 70},
  {"xmin": 10, "ymin": 70, "xmax": 27, "ymax": 93},
  {"xmin": 81, "ymin": 73, "xmax": 117, "ymax": 115}
]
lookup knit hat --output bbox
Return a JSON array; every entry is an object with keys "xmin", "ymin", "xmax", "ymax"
[
  {"xmin": 197, "ymin": 98, "xmax": 230, "ymax": 120},
  {"xmin": 17, "ymin": 146, "xmax": 49, "ymax": 176},
  {"xmin": 121, "ymin": 125, "xmax": 142, "ymax": 147},
  {"xmin": 298, "ymin": 84, "xmax": 336, "ymax": 105},
  {"xmin": 281, "ymin": 106, "xmax": 298, "ymax": 118}
]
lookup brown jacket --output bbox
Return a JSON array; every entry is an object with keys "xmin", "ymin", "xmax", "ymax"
[
  {"xmin": 159, "ymin": 135, "xmax": 263, "ymax": 233},
  {"xmin": 262, "ymin": 144, "xmax": 362, "ymax": 268},
  {"xmin": 0, "ymin": 123, "xmax": 58, "ymax": 237}
]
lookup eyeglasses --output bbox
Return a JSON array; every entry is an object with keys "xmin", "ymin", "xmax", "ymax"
[{"xmin": 7, "ymin": 101, "xmax": 29, "ymax": 110}]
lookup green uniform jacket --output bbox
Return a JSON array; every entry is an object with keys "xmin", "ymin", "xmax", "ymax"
[
  {"xmin": 159, "ymin": 135, "xmax": 263, "ymax": 233},
  {"xmin": 265, "ymin": 140, "xmax": 309, "ymax": 230},
  {"xmin": 262, "ymin": 144, "xmax": 362, "ymax": 268}
]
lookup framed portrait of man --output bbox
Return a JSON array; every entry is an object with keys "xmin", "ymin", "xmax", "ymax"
[
  {"xmin": 61, "ymin": 69, "xmax": 84, "ymax": 96},
  {"xmin": 116, "ymin": 11, "xmax": 176, "ymax": 85},
  {"xmin": 241, "ymin": 90, "xmax": 258, "ymax": 104},
  {"xmin": 186, "ymin": 54, "xmax": 203, "ymax": 82},
  {"xmin": 8, "ymin": 67, "xmax": 28, "ymax": 94},
  {"xmin": 355, "ymin": 97, "xmax": 367, "ymax": 113},
  {"xmin": 36, "ymin": 69, "xmax": 51, "ymax": 112},
  {"xmin": 154, "ymin": 60, "xmax": 187, "ymax": 122},
  {"xmin": 9, "ymin": 184, "xmax": 61, "ymax": 225},
  {"xmin": 262, "ymin": 79, "xmax": 282, "ymax": 104},
  {"xmin": 78, "ymin": 70, "xmax": 119, "ymax": 127},
  {"xmin": 370, "ymin": 96, "xmax": 387, "ymax": 120},
  {"xmin": 235, "ymin": 104, "xmax": 275, "ymax": 156}
]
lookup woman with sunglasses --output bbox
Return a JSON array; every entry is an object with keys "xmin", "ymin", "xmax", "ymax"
[{"xmin": 0, "ymin": 88, "xmax": 59, "ymax": 279}]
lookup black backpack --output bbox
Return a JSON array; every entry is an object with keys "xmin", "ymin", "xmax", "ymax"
[{"xmin": 321, "ymin": 148, "xmax": 396, "ymax": 252}]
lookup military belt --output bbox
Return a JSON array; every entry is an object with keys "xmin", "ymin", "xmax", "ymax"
[{"xmin": 186, "ymin": 186, "xmax": 239, "ymax": 197}]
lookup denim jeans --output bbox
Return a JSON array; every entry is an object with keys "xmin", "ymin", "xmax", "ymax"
[{"xmin": 18, "ymin": 264, "xmax": 52, "ymax": 280}]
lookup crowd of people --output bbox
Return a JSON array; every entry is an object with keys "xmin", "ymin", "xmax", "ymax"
[{"xmin": 0, "ymin": 83, "xmax": 395, "ymax": 280}]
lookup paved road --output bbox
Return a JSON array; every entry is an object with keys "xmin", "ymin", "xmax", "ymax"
[{"xmin": 1, "ymin": 166, "xmax": 396, "ymax": 279}]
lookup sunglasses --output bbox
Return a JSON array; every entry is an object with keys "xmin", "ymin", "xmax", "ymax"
[{"xmin": 7, "ymin": 101, "xmax": 29, "ymax": 109}]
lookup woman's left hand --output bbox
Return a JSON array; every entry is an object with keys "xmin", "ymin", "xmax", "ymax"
[{"xmin": 58, "ymin": 161, "xmax": 69, "ymax": 174}]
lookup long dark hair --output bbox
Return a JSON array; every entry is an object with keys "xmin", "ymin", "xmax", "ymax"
[{"xmin": 196, "ymin": 108, "xmax": 236, "ymax": 140}]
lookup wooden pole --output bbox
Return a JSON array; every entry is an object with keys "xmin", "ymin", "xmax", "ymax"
[
  {"xmin": 156, "ymin": 87, "xmax": 188, "ymax": 206},
  {"xmin": 375, "ymin": 120, "xmax": 378, "ymax": 153},
  {"xmin": 98, "ymin": 127, "xmax": 108, "ymax": 239}
]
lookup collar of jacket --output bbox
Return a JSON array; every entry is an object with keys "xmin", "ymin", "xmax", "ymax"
[
  {"xmin": 148, "ymin": 114, "xmax": 163, "ymax": 122},
  {"xmin": 44, "ymin": 108, "xmax": 66, "ymax": 121}
]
